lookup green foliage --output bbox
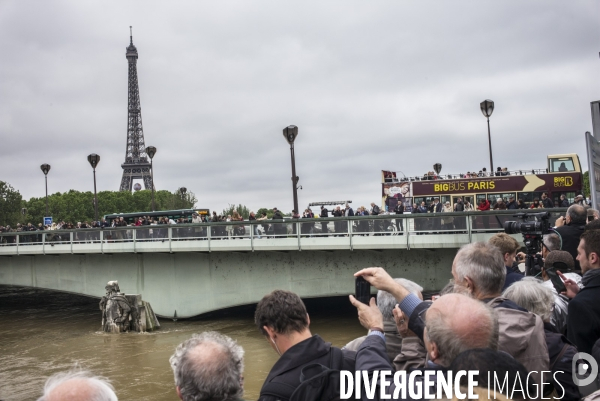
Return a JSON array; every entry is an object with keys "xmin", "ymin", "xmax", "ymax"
[
  {"xmin": 222, "ymin": 204, "xmax": 250, "ymax": 219},
  {"xmin": 20, "ymin": 188, "xmax": 198, "ymax": 224},
  {"xmin": 256, "ymin": 208, "xmax": 274, "ymax": 219},
  {"xmin": 583, "ymin": 171, "xmax": 590, "ymax": 197},
  {"xmin": 0, "ymin": 181, "xmax": 23, "ymax": 226}
]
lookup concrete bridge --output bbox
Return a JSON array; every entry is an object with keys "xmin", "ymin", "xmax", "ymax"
[{"xmin": 0, "ymin": 211, "xmax": 557, "ymax": 317}]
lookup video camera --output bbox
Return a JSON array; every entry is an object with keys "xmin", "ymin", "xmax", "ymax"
[
  {"xmin": 503, "ymin": 212, "xmax": 551, "ymax": 237},
  {"xmin": 503, "ymin": 212, "xmax": 552, "ymax": 276}
]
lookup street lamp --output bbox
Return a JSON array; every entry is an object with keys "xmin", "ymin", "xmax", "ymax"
[
  {"xmin": 87, "ymin": 154, "xmax": 100, "ymax": 222},
  {"xmin": 146, "ymin": 146, "xmax": 157, "ymax": 211},
  {"xmin": 480, "ymin": 99, "xmax": 495, "ymax": 174},
  {"xmin": 283, "ymin": 125, "xmax": 300, "ymax": 213},
  {"xmin": 40, "ymin": 163, "xmax": 51, "ymax": 216}
]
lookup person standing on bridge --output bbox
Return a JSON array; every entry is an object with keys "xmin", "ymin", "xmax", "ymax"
[
  {"xmin": 319, "ymin": 205, "xmax": 329, "ymax": 236},
  {"xmin": 393, "ymin": 201, "xmax": 404, "ymax": 233}
]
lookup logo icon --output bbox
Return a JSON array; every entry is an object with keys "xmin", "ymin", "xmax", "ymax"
[{"xmin": 572, "ymin": 352, "xmax": 598, "ymax": 386}]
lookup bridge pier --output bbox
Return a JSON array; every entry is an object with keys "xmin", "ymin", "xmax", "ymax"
[{"xmin": 0, "ymin": 249, "xmax": 455, "ymax": 318}]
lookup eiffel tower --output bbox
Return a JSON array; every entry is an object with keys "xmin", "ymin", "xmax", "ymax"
[{"xmin": 119, "ymin": 27, "xmax": 154, "ymax": 192}]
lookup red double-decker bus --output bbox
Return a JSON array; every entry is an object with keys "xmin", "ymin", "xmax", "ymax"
[{"xmin": 382, "ymin": 153, "xmax": 583, "ymax": 211}]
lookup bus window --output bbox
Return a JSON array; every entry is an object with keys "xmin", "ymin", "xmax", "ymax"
[
  {"xmin": 499, "ymin": 193, "xmax": 516, "ymax": 202},
  {"xmin": 549, "ymin": 157, "xmax": 575, "ymax": 173},
  {"xmin": 518, "ymin": 192, "xmax": 544, "ymax": 203}
]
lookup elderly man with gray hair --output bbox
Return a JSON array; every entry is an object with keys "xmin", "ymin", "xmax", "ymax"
[
  {"xmin": 37, "ymin": 368, "xmax": 118, "ymax": 401},
  {"xmin": 343, "ymin": 278, "xmax": 423, "ymax": 362},
  {"xmin": 170, "ymin": 331, "xmax": 245, "ymax": 401},
  {"xmin": 503, "ymin": 277, "xmax": 580, "ymax": 401}
]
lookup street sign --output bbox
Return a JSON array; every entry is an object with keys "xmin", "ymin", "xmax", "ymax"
[
  {"xmin": 44, "ymin": 217, "xmax": 53, "ymax": 226},
  {"xmin": 585, "ymin": 131, "xmax": 600, "ymax": 209}
]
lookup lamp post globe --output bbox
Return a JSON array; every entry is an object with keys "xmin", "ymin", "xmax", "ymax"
[
  {"xmin": 146, "ymin": 146, "xmax": 156, "ymax": 160},
  {"xmin": 480, "ymin": 100, "xmax": 495, "ymax": 175},
  {"xmin": 40, "ymin": 164, "xmax": 51, "ymax": 216},
  {"xmin": 145, "ymin": 146, "xmax": 157, "ymax": 211},
  {"xmin": 87, "ymin": 154, "xmax": 100, "ymax": 222},
  {"xmin": 480, "ymin": 99, "xmax": 494, "ymax": 118},
  {"xmin": 282, "ymin": 125, "xmax": 300, "ymax": 213}
]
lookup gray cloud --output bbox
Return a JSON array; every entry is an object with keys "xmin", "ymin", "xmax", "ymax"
[{"xmin": 0, "ymin": 1, "xmax": 597, "ymax": 214}]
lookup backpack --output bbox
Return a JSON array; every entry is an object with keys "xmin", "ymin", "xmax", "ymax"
[{"xmin": 261, "ymin": 347, "xmax": 347, "ymax": 401}]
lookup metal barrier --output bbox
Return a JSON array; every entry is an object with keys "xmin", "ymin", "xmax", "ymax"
[{"xmin": 0, "ymin": 209, "xmax": 567, "ymax": 255}]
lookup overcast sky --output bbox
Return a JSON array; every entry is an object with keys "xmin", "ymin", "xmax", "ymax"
[{"xmin": 1, "ymin": 1, "xmax": 598, "ymax": 213}]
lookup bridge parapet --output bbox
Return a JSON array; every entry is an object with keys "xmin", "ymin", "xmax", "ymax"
[{"xmin": 0, "ymin": 210, "xmax": 564, "ymax": 256}]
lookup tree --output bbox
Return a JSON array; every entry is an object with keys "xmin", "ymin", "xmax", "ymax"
[
  {"xmin": 222, "ymin": 204, "xmax": 250, "ymax": 219},
  {"xmin": 583, "ymin": 171, "xmax": 590, "ymax": 197},
  {"xmin": 0, "ymin": 181, "xmax": 23, "ymax": 226},
  {"xmin": 256, "ymin": 208, "xmax": 274, "ymax": 219},
  {"xmin": 21, "ymin": 188, "xmax": 199, "ymax": 224}
]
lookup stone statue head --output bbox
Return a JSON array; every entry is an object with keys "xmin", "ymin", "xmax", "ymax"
[{"xmin": 105, "ymin": 280, "xmax": 120, "ymax": 295}]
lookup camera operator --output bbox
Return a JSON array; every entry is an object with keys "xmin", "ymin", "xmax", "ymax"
[
  {"xmin": 554, "ymin": 204, "xmax": 587, "ymax": 272},
  {"xmin": 516, "ymin": 233, "xmax": 560, "ymax": 276}
]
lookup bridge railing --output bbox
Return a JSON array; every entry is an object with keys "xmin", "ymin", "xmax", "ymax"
[{"xmin": 0, "ymin": 209, "xmax": 567, "ymax": 254}]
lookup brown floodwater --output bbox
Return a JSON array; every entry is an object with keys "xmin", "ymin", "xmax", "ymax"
[{"xmin": 0, "ymin": 286, "xmax": 366, "ymax": 401}]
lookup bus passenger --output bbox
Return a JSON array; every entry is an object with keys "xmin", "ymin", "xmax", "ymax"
[{"xmin": 478, "ymin": 198, "xmax": 490, "ymax": 229}]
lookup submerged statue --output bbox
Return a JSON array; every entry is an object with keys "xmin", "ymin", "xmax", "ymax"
[{"xmin": 99, "ymin": 280, "xmax": 160, "ymax": 333}]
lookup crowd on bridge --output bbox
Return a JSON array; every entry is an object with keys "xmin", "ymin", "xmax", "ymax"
[
  {"xmin": 30, "ymin": 203, "xmax": 600, "ymax": 401},
  {"xmin": 0, "ymin": 194, "xmax": 593, "ymax": 245}
]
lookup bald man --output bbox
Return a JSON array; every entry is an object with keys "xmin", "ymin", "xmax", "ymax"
[
  {"xmin": 170, "ymin": 331, "xmax": 245, "ymax": 401},
  {"xmin": 37, "ymin": 369, "xmax": 117, "ymax": 401},
  {"xmin": 350, "ymin": 292, "xmax": 497, "ymax": 399}
]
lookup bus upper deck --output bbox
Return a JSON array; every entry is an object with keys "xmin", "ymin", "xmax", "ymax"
[{"xmin": 381, "ymin": 153, "xmax": 583, "ymax": 210}]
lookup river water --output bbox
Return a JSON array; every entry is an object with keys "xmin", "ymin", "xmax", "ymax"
[{"xmin": 0, "ymin": 286, "xmax": 365, "ymax": 401}]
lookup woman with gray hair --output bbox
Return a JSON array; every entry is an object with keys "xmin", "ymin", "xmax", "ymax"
[{"xmin": 502, "ymin": 277, "xmax": 580, "ymax": 400}]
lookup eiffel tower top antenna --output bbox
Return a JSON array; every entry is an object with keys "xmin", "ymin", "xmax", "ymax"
[{"xmin": 130, "ymin": 26, "xmax": 133, "ymax": 45}]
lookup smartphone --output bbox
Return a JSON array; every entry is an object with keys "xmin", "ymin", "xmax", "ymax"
[
  {"xmin": 355, "ymin": 276, "xmax": 371, "ymax": 304},
  {"xmin": 545, "ymin": 264, "xmax": 567, "ymax": 294}
]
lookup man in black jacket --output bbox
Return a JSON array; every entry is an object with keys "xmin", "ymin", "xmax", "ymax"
[
  {"xmin": 555, "ymin": 204, "xmax": 587, "ymax": 272},
  {"xmin": 560, "ymin": 229, "xmax": 600, "ymax": 354},
  {"xmin": 542, "ymin": 192, "xmax": 554, "ymax": 209},
  {"xmin": 393, "ymin": 202, "xmax": 404, "ymax": 233},
  {"xmin": 320, "ymin": 205, "xmax": 329, "ymax": 236},
  {"xmin": 256, "ymin": 290, "xmax": 355, "ymax": 401}
]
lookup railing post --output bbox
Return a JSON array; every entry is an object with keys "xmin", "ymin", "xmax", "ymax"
[
  {"xmin": 168, "ymin": 227, "xmax": 173, "ymax": 253},
  {"xmin": 297, "ymin": 221, "xmax": 301, "ymax": 251},
  {"xmin": 16, "ymin": 232, "xmax": 19, "ymax": 256},
  {"xmin": 70, "ymin": 232, "xmax": 73, "ymax": 254},
  {"xmin": 100, "ymin": 230, "xmax": 104, "ymax": 254},
  {"xmin": 467, "ymin": 213, "xmax": 472, "ymax": 243},
  {"xmin": 207, "ymin": 223, "xmax": 211, "ymax": 253},
  {"xmin": 250, "ymin": 222, "xmax": 254, "ymax": 252},
  {"xmin": 133, "ymin": 228, "xmax": 137, "ymax": 253},
  {"xmin": 348, "ymin": 219, "xmax": 353, "ymax": 251},
  {"xmin": 406, "ymin": 220, "xmax": 410, "ymax": 250},
  {"xmin": 42, "ymin": 230, "xmax": 45, "ymax": 255}
]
